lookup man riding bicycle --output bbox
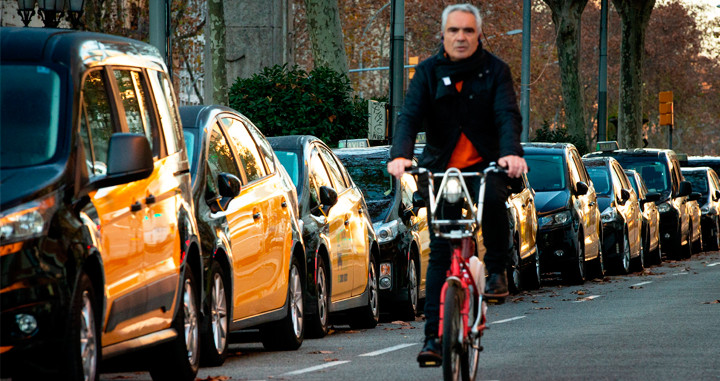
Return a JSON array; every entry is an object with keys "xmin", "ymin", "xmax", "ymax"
[{"xmin": 386, "ymin": 3, "xmax": 527, "ymax": 367}]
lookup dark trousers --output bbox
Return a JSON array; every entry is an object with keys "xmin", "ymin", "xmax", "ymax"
[{"xmin": 423, "ymin": 169, "xmax": 511, "ymax": 338}]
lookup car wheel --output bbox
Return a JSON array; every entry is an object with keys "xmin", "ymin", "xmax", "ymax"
[
  {"xmin": 261, "ymin": 256, "xmax": 304, "ymax": 350},
  {"xmin": 200, "ymin": 261, "xmax": 229, "ymax": 366},
  {"xmin": 616, "ymin": 229, "xmax": 631, "ymax": 274},
  {"xmin": 307, "ymin": 255, "xmax": 330, "ymax": 338},
  {"xmin": 64, "ymin": 273, "xmax": 100, "ymax": 381},
  {"xmin": 562, "ymin": 233, "xmax": 585, "ymax": 284},
  {"xmin": 349, "ymin": 256, "xmax": 379, "ymax": 329},
  {"xmin": 589, "ymin": 236, "xmax": 605, "ymax": 279},
  {"xmin": 150, "ymin": 266, "xmax": 200, "ymax": 381},
  {"xmin": 398, "ymin": 257, "xmax": 420, "ymax": 321},
  {"xmin": 521, "ymin": 245, "xmax": 541, "ymax": 290},
  {"xmin": 708, "ymin": 218, "xmax": 720, "ymax": 251},
  {"xmin": 507, "ymin": 239, "xmax": 522, "ymax": 293}
]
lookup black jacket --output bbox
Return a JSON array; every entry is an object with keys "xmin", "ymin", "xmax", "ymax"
[{"xmin": 389, "ymin": 46, "xmax": 523, "ymax": 172}]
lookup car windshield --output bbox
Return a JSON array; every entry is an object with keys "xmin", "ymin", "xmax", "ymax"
[
  {"xmin": 275, "ymin": 150, "xmax": 300, "ymax": 187},
  {"xmin": 612, "ymin": 156, "xmax": 670, "ymax": 194},
  {"xmin": 1, "ymin": 64, "xmax": 62, "ymax": 168},
  {"xmin": 586, "ymin": 166, "xmax": 612, "ymax": 195},
  {"xmin": 339, "ymin": 155, "xmax": 394, "ymax": 222},
  {"xmin": 525, "ymin": 154, "xmax": 566, "ymax": 192},
  {"xmin": 683, "ymin": 171, "xmax": 708, "ymax": 195}
]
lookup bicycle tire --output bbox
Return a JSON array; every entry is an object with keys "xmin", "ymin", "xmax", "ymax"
[{"xmin": 442, "ymin": 284, "xmax": 468, "ymax": 381}]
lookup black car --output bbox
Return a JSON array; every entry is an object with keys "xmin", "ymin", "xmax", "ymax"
[
  {"xmin": 269, "ymin": 136, "xmax": 380, "ymax": 337},
  {"xmin": 686, "ymin": 156, "xmax": 720, "ymax": 177},
  {"xmin": 585, "ymin": 146, "xmax": 693, "ymax": 259},
  {"xmin": 180, "ymin": 105, "xmax": 307, "ymax": 362},
  {"xmin": 625, "ymin": 169, "xmax": 663, "ymax": 265},
  {"xmin": 334, "ymin": 146, "xmax": 431, "ymax": 320},
  {"xmin": 522, "ymin": 143, "xmax": 603, "ymax": 284},
  {"xmin": 583, "ymin": 157, "xmax": 644, "ymax": 274},
  {"xmin": 681, "ymin": 167, "xmax": 720, "ymax": 251}
]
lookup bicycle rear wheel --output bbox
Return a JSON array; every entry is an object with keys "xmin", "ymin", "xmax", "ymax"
[{"xmin": 442, "ymin": 284, "xmax": 468, "ymax": 381}]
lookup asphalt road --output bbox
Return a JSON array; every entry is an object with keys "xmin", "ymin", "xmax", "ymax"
[{"xmin": 100, "ymin": 250, "xmax": 720, "ymax": 381}]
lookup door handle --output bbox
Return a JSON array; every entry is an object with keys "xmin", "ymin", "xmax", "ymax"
[
  {"xmin": 253, "ymin": 212, "xmax": 262, "ymax": 220},
  {"xmin": 281, "ymin": 201, "xmax": 288, "ymax": 208},
  {"xmin": 130, "ymin": 201, "xmax": 142, "ymax": 212},
  {"xmin": 145, "ymin": 194, "xmax": 156, "ymax": 205},
  {"xmin": 344, "ymin": 219, "xmax": 350, "ymax": 226},
  {"xmin": 358, "ymin": 208, "xmax": 363, "ymax": 215},
  {"xmin": 589, "ymin": 201, "xmax": 596, "ymax": 206}
]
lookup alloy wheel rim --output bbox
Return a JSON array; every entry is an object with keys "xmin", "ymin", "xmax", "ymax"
[
  {"xmin": 290, "ymin": 265, "xmax": 304, "ymax": 338},
  {"xmin": 408, "ymin": 259, "xmax": 418, "ymax": 311},
  {"xmin": 80, "ymin": 290, "xmax": 97, "ymax": 381},
  {"xmin": 317, "ymin": 266, "xmax": 328, "ymax": 326},
  {"xmin": 623, "ymin": 233, "xmax": 630, "ymax": 272},
  {"xmin": 183, "ymin": 278, "xmax": 199, "ymax": 366},
  {"xmin": 512, "ymin": 247, "xmax": 521, "ymax": 290},
  {"xmin": 534, "ymin": 249, "xmax": 541, "ymax": 282},
  {"xmin": 211, "ymin": 272, "xmax": 227, "ymax": 354},
  {"xmin": 369, "ymin": 264, "xmax": 378, "ymax": 317}
]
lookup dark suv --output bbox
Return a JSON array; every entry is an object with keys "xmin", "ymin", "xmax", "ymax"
[
  {"xmin": 1, "ymin": 29, "xmax": 202, "ymax": 380},
  {"xmin": 585, "ymin": 146, "xmax": 693, "ymax": 258},
  {"xmin": 681, "ymin": 167, "xmax": 720, "ymax": 251},
  {"xmin": 522, "ymin": 143, "xmax": 603, "ymax": 284}
]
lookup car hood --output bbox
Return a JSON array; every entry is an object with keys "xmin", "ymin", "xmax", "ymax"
[
  {"xmin": 0, "ymin": 164, "xmax": 64, "ymax": 209},
  {"xmin": 534, "ymin": 190, "xmax": 569, "ymax": 214}
]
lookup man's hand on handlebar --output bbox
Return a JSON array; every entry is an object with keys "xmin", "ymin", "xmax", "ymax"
[
  {"xmin": 498, "ymin": 155, "xmax": 528, "ymax": 178},
  {"xmin": 388, "ymin": 157, "xmax": 414, "ymax": 179}
]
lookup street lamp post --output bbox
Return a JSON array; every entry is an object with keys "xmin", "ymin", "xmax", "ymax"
[
  {"xmin": 37, "ymin": 0, "xmax": 65, "ymax": 28},
  {"xmin": 66, "ymin": 0, "xmax": 85, "ymax": 29},
  {"xmin": 358, "ymin": 1, "xmax": 391, "ymax": 98},
  {"xmin": 16, "ymin": 0, "xmax": 35, "ymax": 27}
]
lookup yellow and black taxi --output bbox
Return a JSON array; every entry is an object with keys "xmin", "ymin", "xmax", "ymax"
[
  {"xmin": 522, "ymin": 143, "xmax": 603, "ymax": 284},
  {"xmin": 269, "ymin": 136, "xmax": 380, "ymax": 337},
  {"xmin": 625, "ymin": 169, "xmax": 663, "ymax": 265},
  {"xmin": 681, "ymin": 166, "xmax": 720, "ymax": 251},
  {"xmin": 1, "ymin": 28, "xmax": 202, "ymax": 380},
  {"xmin": 585, "ymin": 143, "xmax": 693, "ymax": 259},
  {"xmin": 180, "ymin": 105, "xmax": 307, "ymax": 362},
  {"xmin": 334, "ymin": 146, "xmax": 431, "ymax": 320},
  {"xmin": 582, "ymin": 157, "xmax": 643, "ymax": 274},
  {"xmin": 506, "ymin": 173, "xmax": 541, "ymax": 292}
]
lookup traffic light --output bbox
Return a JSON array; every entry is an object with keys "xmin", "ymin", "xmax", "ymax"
[
  {"xmin": 408, "ymin": 56, "xmax": 419, "ymax": 79},
  {"xmin": 659, "ymin": 91, "xmax": 673, "ymax": 126}
]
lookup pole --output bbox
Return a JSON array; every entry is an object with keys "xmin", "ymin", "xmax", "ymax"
[
  {"xmin": 668, "ymin": 125, "xmax": 673, "ymax": 149},
  {"xmin": 597, "ymin": 0, "xmax": 608, "ymax": 142},
  {"xmin": 520, "ymin": 0, "xmax": 531, "ymax": 142},
  {"xmin": 149, "ymin": 0, "xmax": 171, "ymax": 78},
  {"xmin": 389, "ymin": 0, "xmax": 404, "ymax": 140}
]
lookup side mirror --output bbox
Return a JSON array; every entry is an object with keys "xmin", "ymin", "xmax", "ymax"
[
  {"xmin": 644, "ymin": 192, "xmax": 661, "ymax": 203},
  {"xmin": 619, "ymin": 188, "xmax": 631, "ymax": 204},
  {"xmin": 575, "ymin": 181, "xmax": 589, "ymax": 196},
  {"xmin": 689, "ymin": 192, "xmax": 702, "ymax": 202},
  {"xmin": 218, "ymin": 173, "xmax": 241, "ymax": 198},
  {"xmin": 678, "ymin": 180, "xmax": 692, "ymax": 197},
  {"xmin": 93, "ymin": 133, "xmax": 153, "ymax": 189},
  {"xmin": 715, "ymin": 190, "xmax": 720, "ymax": 201},
  {"xmin": 412, "ymin": 191, "xmax": 426, "ymax": 209},
  {"xmin": 319, "ymin": 185, "xmax": 338, "ymax": 208}
]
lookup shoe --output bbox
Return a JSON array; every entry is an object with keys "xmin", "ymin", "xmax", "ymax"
[
  {"xmin": 484, "ymin": 272, "xmax": 509, "ymax": 300},
  {"xmin": 417, "ymin": 336, "xmax": 442, "ymax": 367}
]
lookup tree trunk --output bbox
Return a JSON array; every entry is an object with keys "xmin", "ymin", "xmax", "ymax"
[
  {"xmin": 305, "ymin": 0, "xmax": 349, "ymax": 75},
  {"xmin": 611, "ymin": 0, "xmax": 655, "ymax": 149},
  {"xmin": 207, "ymin": 0, "xmax": 228, "ymax": 105},
  {"xmin": 542, "ymin": 0, "xmax": 589, "ymax": 152}
]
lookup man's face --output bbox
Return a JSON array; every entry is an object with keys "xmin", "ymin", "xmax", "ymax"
[{"xmin": 443, "ymin": 11, "xmax": 479, "ymax": 61}]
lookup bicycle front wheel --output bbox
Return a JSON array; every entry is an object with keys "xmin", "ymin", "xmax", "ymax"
[{"xmin": 442, "ymin": 284, "xmax": 468, "ymax": 381}]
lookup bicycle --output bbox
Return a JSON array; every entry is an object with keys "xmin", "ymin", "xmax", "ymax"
[{"xmin": 409, "ymin": 163, "xmax": 505, "ymax": 381}]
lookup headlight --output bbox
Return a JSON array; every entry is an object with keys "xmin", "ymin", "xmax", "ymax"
[
  {"xmin": 701, "ymin": 204, "xmax": 710, "ymax": 215},
  {"xmin": 538, "ymin": 210, "xmax": 571, "ymax": 227},
  {"xmin": 444, "ymin": 176, "xmax": 463, "ymax": 204},
  {"xmin": 0, "ymin": 192, "xmax": 58, "ymax": 245},
  {"xmin": 600, "ymin": 206, "xmax": 618, "ymax": 223},
  {"xmin": 658, "ymin": 202, "xmax": 672, "ymax": 213},
  {"xmin": 373, "ymin": 220, "xmax": 399, "ymax": 244}
]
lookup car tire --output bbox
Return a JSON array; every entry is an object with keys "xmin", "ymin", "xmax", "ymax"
[
  {"xmin": 307, "ymin": 255, "xmax": 330, "ymax": 338},
  {"xmin": 616, "ymin": 228, "xmax": 632, "ymax": 275},
  {"xmin": 562, "ymin": 233, "xmax": 585, "ymax": 285},
  {"xmin": 349, "ymin": 256, "xmax": 379, "ymax": 329},
  {"xmin": 149, "ymin": 266, "xmax": 200, "ymax": 381},
  {"xmin": 589, "ymin": 237, "xmax": 605, "ymax": 279},
  {"xmin": 521, "ymin": 245, "xmax": 542, "ymax": 290},
  {"xmin": 398, "ymin": 257, "xmax": 420, "ymax": 321},
  {"xmin": 631, "ymin": 230, "xmax": 644, "ymax": 272},
  {"xmin": 260, "ymin": 256, "xmax": 304, "ymax": 351},
  {"xmin": 200, "ymin": 261, "xmax": 229, "ymax": 366},
  {"xmin": 63, "ymin": 273, "xmax": 100, "ymax": 381},
  {"xmin": 507, "ymin": 239, "xmax": 522, "ymax": 294},
  {"xmin": 707, "ymin": 218, "xmax": 720, "ymax": 251}
]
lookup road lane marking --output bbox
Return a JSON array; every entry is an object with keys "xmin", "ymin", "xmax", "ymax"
[
  {"xmin": 672, "ymin": 271, "xmax": 689, "ymax": 276},
  {"xmin": 630, "ymin": 281, "xmax": 653, "ymax": 287},
  {"xmin": 490, "ymin": 316, "xmax": 526, "ymax": 324},
  {"xmin": 358, "ymin": 343, "xmax": 418, "ymax": 357},
  {"xmin": 281, "ymin": 361, "xmax": 350, "ymax": 376},
  {"xmin": 708, "ymin": 262, "xmax": 720, "ymax": 267},
  {"xmin": 573, "ymin": 295, "xmax": 602, "ymax": 303}
]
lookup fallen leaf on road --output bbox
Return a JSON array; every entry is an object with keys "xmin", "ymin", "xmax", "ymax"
[
  {"xmin": 309, "ymin": 350, "xmax": 334, "ymax": 354},
  {"xmin": 702, "ymin": 300, "xmax": 720, "ymax": 304},
  {"xmin": 531, "ymin": 300, "xmax": 539, "ymax": 304},
  {"xmin": 197, "ymin": 376, "xmax": 230, "ymax": 381},
  {"xmin": 629, "ymin": 285, "xmax": 643, "ymax": 289},
  {"xmin": 323, "ymin": 358, "xmax": 339, "ymax": 362},
  {"xmin": 572, "ymin": 290, "xmax": 587, "ymax": 295},
  {"xmin": 533, "ymin": 307, "xmax": 552, "ymax": 310}
]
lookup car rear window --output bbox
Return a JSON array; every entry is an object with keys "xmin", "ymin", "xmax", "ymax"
[
  {"xmin": 525, "ymin": 154, "xmax": 566, "ymax": 192},
  {"xmin": 587, "ymin": 166, "xmax": 612, "ymax": 195},
  {"xmin": 275, "ymin": 150, "xmax": 299, "ymax": 187},
  {"xmin": 339, "ymin": 156, "xmax": 394, "ymax": 222},
  {"xmin": 612, "ymin": 156, "xmax": 670, "ymax": 194},
  {"xmin": 682, "ymin": 171, "xmax": 708, "ymax": 195}
]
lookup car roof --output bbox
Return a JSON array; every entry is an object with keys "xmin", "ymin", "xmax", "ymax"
[
  {"xmin": 585, "ymin": 148, "xmax": 674, "ymax": 159},
  {"xmin": 334, "ymin": 146, "xmax": 391, "ymax": 159},
  {"xmin": 681, "ymin": 166, "xmax": 712, "ymax": 173},
  {"xmin": 582, "ymin": 156, "xmax": 613, "ymax": 166},
  {"xmin": 521, "ymin": 142, "xmax": 574, "ymax": 153},
  {"xmin": 179, "ymin": 104, "xmax": 241, "ymax": 130}
]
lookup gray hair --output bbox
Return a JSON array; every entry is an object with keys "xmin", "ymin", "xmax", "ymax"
[{"xmin": 441, "ymin": 4, "xmax": 482, "ymax": 32}]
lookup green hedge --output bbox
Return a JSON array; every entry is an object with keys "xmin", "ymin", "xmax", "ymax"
[
  {"xmin": 229, "ymin": 64, "xmax": 367, "ymax": 145},
  {"xmin": 532, "ymin": 121, "xmax": 588, "ymax": 155}
]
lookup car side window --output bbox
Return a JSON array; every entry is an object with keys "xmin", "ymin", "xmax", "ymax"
[
  {"xmin": 208, "ymin": 123, "xmax": 242, "ymax": 180},
  {"xmin": 571, "ymin": 151, "xmax": 588, "ymax": 184},
  {"xmin": 566, "ymin": 151, "xmax": 581, "ymax": 185},
  {"xmin": 111, "ymin": 69, "xmax": 159, "ymax": 157},
  {"xmin": 309, "ymin": 148, "xmax": 334, "ymax": 208},
  {"xmin": 318, "ymin": 147, "xmax": 347, "ymax": 192},
  {"xmin": 610, "ymin": 166, "xmax": 623, "ymax": 200},
  {"xmin": 147, "ymin": 69, "xmax": 182, "ymax": 155},
  {"xmin": 80, "ymin": 69, "xmax": 117, "ymax": 177},
  {"xmin": 242, "ymin": 118, "xmax": 276, "ymax": 174},
  {"xmin": 222, "ymin": 117, "xmax": 267, "ymax": 183}
]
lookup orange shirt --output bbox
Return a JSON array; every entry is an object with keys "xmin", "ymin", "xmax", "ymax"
[{"xmin": 447, "ymin": 81, "xmax": 483, "ymax": 169}]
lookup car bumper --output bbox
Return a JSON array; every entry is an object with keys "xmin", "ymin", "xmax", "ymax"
[
  {"xmin": 659, "ymin": 210, "xmax": 680, "ymax": 249},
  {"xmin": 536, "ymin": 223, "xmax": 578, "ymax": 272},
  {"xmin": 377, "ymin": 240, "xmax": 412, "ymax": 302},
  {"xmin": 601, "ymin": 220, "xmax": 624, "ymax": 260}
]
